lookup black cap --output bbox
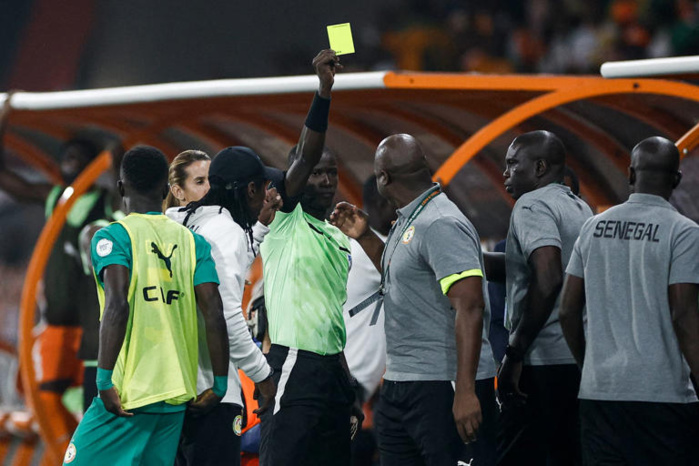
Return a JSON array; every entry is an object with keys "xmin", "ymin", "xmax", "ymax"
[{"xmin": 209, "ymin": 146, "xmax": 283, "ymax": 188}]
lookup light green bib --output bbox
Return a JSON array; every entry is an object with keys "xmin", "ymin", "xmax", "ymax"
[
  {"xmin": 261, "ymin": 204, "xmax": 351, "ymax": 355},
  {"xmin": 97, "ymin": 213, "xmax": 199, "ymax": 410}
]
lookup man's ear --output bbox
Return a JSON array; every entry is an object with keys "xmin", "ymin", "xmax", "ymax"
[
  {"xmin": 535, "ymin": 159, "xmax": 548, "ymax": 178},
  {"xmin": 247, "ymin": 180, "xmax": 257, "ymax": 200},
  {"xmin": 673, "ymin": 170, "xmax": 682, "ymax": 189},
  {"xmin": 378, "ymin": 170, "xmax": 391, "ymax": 187},
  {"xmin": 117, "ymin": 179, "xmax": 125, "ymax": 198},
  {"xmin": 628, "ymin": 167, "xmax": 636, "ymax": 185}
]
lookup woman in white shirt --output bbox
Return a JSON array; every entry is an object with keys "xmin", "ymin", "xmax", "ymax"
[
  {"xmin": 165, "ymin": 147, "xmax": 280, "ymax": 466},
  {"xmin": 163, "ymin": 150, "xmax": 211, "ymax": 211}
]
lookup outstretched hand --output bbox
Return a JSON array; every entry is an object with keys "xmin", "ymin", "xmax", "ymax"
[
  {"xmin": 330, "ymin": 202, "xmax": 370, "ymax": 239},
  {"xmin": 313, "ymin": 49, "xmax": 342, "ymax": 98}
]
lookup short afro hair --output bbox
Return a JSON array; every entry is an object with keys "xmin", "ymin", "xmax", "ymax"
[
  {"xmin": 61, "ymin": 138, "xmax": 101, "ymax": 161},
  {"xmin": 121, "ymin": 145, "xmax": 169, "ymax": 194}
]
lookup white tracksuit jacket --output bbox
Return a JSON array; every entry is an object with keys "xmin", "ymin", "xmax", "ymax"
[{"xmin": 166, "ymin": 206, "xmax": 272, "ymax": 407}]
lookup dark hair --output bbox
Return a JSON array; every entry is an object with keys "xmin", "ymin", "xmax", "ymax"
[
  {"xmin": 164, "ymin": 150, "xmax": 211, "ymax": 209},
  {"xmin": 61, "ymin": 138, "xmax": 101, "ymax": 161},
  {"xmin": 182, "ymin": 177, "xmax": 262, "ymax": 252},
  {"xmin": 121, "ymin": 145, "xmax": 169, "ymax": 194}
]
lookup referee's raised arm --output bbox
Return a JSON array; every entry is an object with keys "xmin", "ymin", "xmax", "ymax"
[{"xmin": 284, "ymin": 49, "xmax": 341, "ymax": 198}]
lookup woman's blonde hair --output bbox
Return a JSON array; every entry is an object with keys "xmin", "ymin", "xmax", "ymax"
[{"xmin": 163, "ymin": 150, "xmax": 211, "ymax": 210}]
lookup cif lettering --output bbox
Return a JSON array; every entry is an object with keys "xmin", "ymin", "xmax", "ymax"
[
  {"xmin": 143, "ymin": 241, "xmax": 180, "ymax": 304},
  {"xmin": 143, "ymin": 286, "xmax": 180, "ymax": 305}
]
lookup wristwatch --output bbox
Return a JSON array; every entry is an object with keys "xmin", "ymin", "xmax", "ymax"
[{"xmin": 505, "ymin": 344, "xmax": 525, "ymax": 363}]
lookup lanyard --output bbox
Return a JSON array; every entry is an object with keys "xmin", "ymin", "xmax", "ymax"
[
  {"xmin": 380, "ymin": 185, "xmax": 441, "ymax": 295},
  {"xmin": 346, "ymin": 185, "xmax": 441, "ymax": 324}
]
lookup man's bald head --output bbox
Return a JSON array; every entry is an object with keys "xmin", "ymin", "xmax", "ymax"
[
  {"xmin": 631, "ymin": 136, "xmax": 680, "ymax": 173},
  {"xmin": 510, "ymin": 130, "xmax": 566, "ymax": 171},
  {"xmin": 503, "ymin": 130, "xmax": 566, "ymax": 199},
  {"xmin": 375, "ymin": 134, "xmax": 430, "ymax": 174},
  {"xmin": 629, "ymin": 136, "xmax": 681, "ymax": 198},
  {"xmin": 374, "ymin": 134, "xmax": 433, "ymax": 203}
]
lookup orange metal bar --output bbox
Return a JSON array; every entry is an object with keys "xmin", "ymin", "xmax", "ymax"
[
  {"xmin": 676, "ymin": 121, "xmax": 699, "ymax": 157},
  {"xmin": 18, "ymin": 151, "xmax": 111, "ymax": 465},
  {"xmin": 10, "ymin": 437, "xmax": 39, "ymax": 466},
  {"xmin": 383, "ymin": 72, "xmax": 606, "ymax": 92},
  {"xmin": 433, "ymin": 79, "xmax": 699, "ymax": 188},
  {"xmin": 4, "ymin": 135, "xmax": 62, "ymax": 183}
]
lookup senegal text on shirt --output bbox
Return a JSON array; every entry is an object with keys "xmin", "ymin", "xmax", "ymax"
[{"xmin": 592, "ymin": 220, "xmax": 660, "ymax": 242}]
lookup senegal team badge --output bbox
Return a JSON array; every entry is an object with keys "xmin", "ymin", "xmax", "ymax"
[
  {"xmin": 402, "ymin": 226, "xmax": 416, "ymax": 244},
  {"xmin": 233, "ymin": 415, "xmax": 243, "ymax": 436},
  {"xmin": 64, "ymin": 443, "xmax": 77, "ymax": 463}
]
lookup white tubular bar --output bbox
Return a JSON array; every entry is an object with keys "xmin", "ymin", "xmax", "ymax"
[
  {"xmin": 0, "ymin": 71, "xmax": 388, "ymax": 111},
  {"xmin": 601, "ymin": 55, "xmax": 699, "ymax": 78}
]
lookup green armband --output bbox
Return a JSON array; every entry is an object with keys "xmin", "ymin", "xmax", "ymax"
[
  {"xmin": 96, "ymin": 368, "xmax": 114, "ymax": 391},
  {"xmin": 213, "ymin": 375, "xmax": 228, "ymax": 398},
  {"xmin": 440, "ymin": 269, "xmax": 484, "ymax": 295}
]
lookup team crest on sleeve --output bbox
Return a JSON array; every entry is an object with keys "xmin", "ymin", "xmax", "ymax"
[
  {"xmin": 402, "ymin": 226, "xmax": 416, "ymax": 244},
  {"xmin": 64, "ymin": 443, "xmax": 77, "ymax": 463},
  {"xmin": 96, "ymin": 238, "xmax": 113, "ymax": 257},
  {"xmin": 233, "ymin": 415, "xmax": 243, "ymax": 436}
]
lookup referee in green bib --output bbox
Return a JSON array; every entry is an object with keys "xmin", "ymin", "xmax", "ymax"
[
  {"xmin": 258, "ymin": 49, "xmax": 362, "ymax": 465},
  {"xmin": 63, "ymin": 146, "xmax": 229, "ymax": 466}
]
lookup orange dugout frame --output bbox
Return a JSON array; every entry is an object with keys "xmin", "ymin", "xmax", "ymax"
[{"xmin": 1, "ymin": 70, "xmax": 698, "ymax": 463}]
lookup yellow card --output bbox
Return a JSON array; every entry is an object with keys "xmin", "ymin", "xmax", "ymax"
[{"xmin": 327, "ymin": 23, "xmax": 355, "ymax": 55}]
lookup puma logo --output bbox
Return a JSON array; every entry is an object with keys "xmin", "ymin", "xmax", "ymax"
[{"xmin": 150, "ymin": 242, "xmax": 177, "ymax": 277}]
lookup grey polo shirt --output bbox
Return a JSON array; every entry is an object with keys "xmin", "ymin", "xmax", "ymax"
[
  {"xmin": 382, "ymin": 185, "xmax": 496, "ymax": 382},
  {"xmin": 567, "ymin": 193, "xmax": 699, "ymax": 403},
  {"xmin": 506, "ymin": 183, "xmax": 593, "ymax": 366}
]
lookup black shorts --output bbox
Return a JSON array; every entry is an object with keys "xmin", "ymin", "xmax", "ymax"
[
  {"xmin": 497, "ymin": 364, "xmax": 581, "ymax": 466},
  {"xmin": 175, "ymin": 402, "xmax": 243, "ymax": 466},
  {"xmin": 580, "ymin": 399, "xmax": 699, "ymax": 466},
  {"xmin": 259, "ymin": 345, "xmax": 354, "ymax": 466},
  {"xmin": 375, "ymin": 378, "xmax": 499, "ymax": 466}
]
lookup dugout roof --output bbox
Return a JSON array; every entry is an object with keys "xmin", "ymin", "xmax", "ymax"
[
  {"xmin": 3, "ymin": 71, "xmax": 699, "ymax": 239},
  {"xmin": 4, "ymin": 69, "xmax": 699, "ymax": 464}
]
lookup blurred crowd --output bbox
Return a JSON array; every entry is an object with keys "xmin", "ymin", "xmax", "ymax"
[{"xmin": 356, "ymin": 0, "xmax": 699, "ymax": 74}]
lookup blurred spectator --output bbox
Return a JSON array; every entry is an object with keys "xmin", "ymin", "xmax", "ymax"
[{"xmin": 371, "ymin": 0, "xmax": 696, "ymax": 75}]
